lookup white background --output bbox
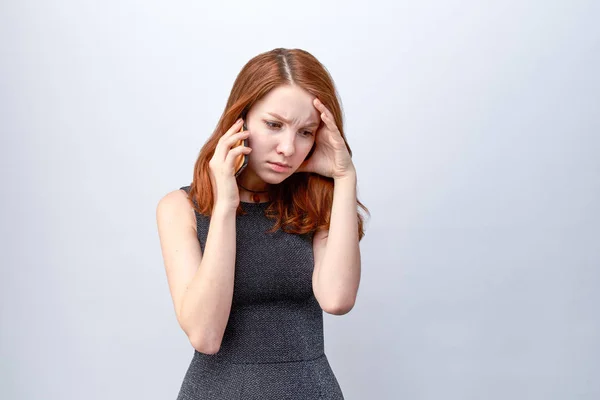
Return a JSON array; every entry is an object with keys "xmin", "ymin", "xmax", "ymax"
[{"xmin": 1, "ymin": 0, "xmax": 599, "ymax": 399}]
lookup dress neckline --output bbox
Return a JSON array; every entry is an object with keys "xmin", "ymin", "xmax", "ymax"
[{"xmin": 240, "ymin": 200, "xmax": 271, "ymax": 206}]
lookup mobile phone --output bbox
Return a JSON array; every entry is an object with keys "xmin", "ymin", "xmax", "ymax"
[{"xmin": 233, "ymin": 122, "xmax": 249, "ymax": 177}]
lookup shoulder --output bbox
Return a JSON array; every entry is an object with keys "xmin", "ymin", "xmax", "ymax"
[{"xmin": 156, "ymin": 188, "xmax": 197, "ymax": 232}]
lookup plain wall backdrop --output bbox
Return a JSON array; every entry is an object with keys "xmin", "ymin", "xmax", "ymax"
[{"xmin": 1, "ymin": 0, "xmax": 599, "ymax": 399}]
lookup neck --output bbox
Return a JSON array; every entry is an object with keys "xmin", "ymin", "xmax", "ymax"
[
  {"xmin": 238, "ymin": 182, "xmax": 269, "ymax": 193},
  {"xmin": 239, "ymin": 187, "xmax": 270, "ymax": 203},
  {"xmin": 236, "ymin": 170, "xmax": 271, "ymax": 202},
  {"xmin": 236, "ymin": 174, "xmax": 270, "ymax": 193}
]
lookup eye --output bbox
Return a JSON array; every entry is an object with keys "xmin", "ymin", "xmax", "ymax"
[
  {"xmin": 264, "ymin": 120, "xmax": 314, "ymax": 137},
  {"xmin": 265, "ymin": 121, "xmax": 281, "ymax": 129}
]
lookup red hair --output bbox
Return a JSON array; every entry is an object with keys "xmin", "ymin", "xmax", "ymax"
[{"xmin": 186, "ymin": 48, "xmax": 369, "ymax": 240}]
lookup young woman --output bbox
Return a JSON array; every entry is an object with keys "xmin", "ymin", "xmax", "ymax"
[{"xmin": 156, "ymin": 47, "xmax": 369, "ymax": 399}]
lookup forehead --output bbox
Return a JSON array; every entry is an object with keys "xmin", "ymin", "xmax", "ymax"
[{"xmin": 253, "ymin": 85, "xmax": 319, "ymax": 120}]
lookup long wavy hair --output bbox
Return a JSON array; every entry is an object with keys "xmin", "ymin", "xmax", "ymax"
[{"xmin": 186, "ymin": 48, "xmax": 369, "ymax": 241}]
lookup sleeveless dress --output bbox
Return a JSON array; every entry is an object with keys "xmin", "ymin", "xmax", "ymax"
[{"xmin": 175, "ymin": 185, "xmax": 345, "ymax": 399}]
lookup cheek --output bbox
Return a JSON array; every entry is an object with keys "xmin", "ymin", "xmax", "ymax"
[
  {"xmin": 249, "ymin": 131, "xmax": 277, "ymax": 150},
  {"xmin": 249, "ymin": 135, "xmax": 263, "ymax": 149},
  {"xmin": 247, "ymin": 135, "xmax": 269, "ymax": 159},
  {"xmin": 300, "ymin": 140, "xmax": 316, "ymax": 156}
]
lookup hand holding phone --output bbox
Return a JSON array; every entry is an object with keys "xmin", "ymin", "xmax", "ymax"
[
  {"xmin": 207, "ymin": 119, "xmax": 251, "ymax": 209},
  {"xmin": 233, "ymin": 122, "xmax": 249, "ymax": 177}
]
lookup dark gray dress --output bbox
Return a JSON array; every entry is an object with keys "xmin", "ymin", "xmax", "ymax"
[{"xmin": 176, "ymin": 185, "xmax": 344, "ymax": 399}]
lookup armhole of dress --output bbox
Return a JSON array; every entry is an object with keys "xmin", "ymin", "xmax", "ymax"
[{"xmin": 179, "ymin": 185, "xmax": 200, "ymax": 233}]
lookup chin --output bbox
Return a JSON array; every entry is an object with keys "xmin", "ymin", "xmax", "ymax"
[
  {"xmin": 260, "ymin": 168, "xmax": 298, "ymax": 184},
  {"xmin": 260, "ymin": 173, "xmax": 289, "ymax": 184}
]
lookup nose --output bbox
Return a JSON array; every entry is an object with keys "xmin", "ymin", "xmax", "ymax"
[{"xmin": 276, "ymin": 131, "xmax": 296, "ymax": 157}]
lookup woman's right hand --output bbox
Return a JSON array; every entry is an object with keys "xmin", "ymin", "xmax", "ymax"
[{"xmin": 208, "ymin": 118, "xmax": 252, "ymax": 210}]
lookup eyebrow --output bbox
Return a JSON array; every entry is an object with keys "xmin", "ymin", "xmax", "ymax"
[{"xmin": 266, "ymin": 112, "xmax": 319, "ymax": 128}]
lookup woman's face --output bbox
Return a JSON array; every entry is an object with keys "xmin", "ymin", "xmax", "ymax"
[{"xmin": 242, "ymin": 84, "xmax": 321, "ymax": 186}]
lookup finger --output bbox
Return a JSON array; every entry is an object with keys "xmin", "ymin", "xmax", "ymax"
[
  {"xmin": 223, "ymin": 118, "xmax": 245, "ymax": 139},
  {"xmin": 319, "ymin": 110, "xmax": 338, "ymax": 132},
  {"xmin": 314, "ymin": 99, "xmax": 336, "ymax": 124},
  {"xmin": 226, "ymin": 129, "xmax": 250, "ymax": 146},
  {"xmin": 313, "ymin": 98, "xmax": 331, "ymax": 115},
  {"xmin": 215, "ymin": 128, "xmax": 249, "ymax": 161},
  {"xmin": 313, "ymin": 98, "xmax": 324, "ymax": 113},
  {"xmin": 225, "ymin": 144, "xmax": 252, "ymax": 167}
]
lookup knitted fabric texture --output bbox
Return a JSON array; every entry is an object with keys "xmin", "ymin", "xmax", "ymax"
[{"xmin": 175, "ymin": 185, "xmax": 344, "ymax": 399}]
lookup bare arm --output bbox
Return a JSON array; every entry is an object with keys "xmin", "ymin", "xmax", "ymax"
[
  {"xmin": 312, "ymin": 171, "xmax": 361, "ymax": 315},
  {"xmin": 156, "ymin": 189, "xmax": 237, "ymax": 354}
]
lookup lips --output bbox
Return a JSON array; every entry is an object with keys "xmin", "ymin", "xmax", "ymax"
[{"xmin": 268, "ymin": 161, "xmax": 291, "ymax": 168}]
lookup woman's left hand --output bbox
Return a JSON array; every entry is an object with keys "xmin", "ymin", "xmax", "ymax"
[{"xmin": 296, "ymin": 98, "xmax": 355, "ymax": 179}]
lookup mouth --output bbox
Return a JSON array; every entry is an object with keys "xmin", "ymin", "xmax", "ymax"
[
  {"xmin": 267, "ymin": 161, "xmax": 291, "ymax": 172},
  {"xmin": 268, "ymin": 161, "xmax": 291, "ymax": 168}
]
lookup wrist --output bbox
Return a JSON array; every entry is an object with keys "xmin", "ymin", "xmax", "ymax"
[
  {"xmin": 212, "ymin": 202, "xmax": 238, "ymax": 217},
  {"xmin": 333, "ymin": 169, "xmax": 357, "ymax": 183}
]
